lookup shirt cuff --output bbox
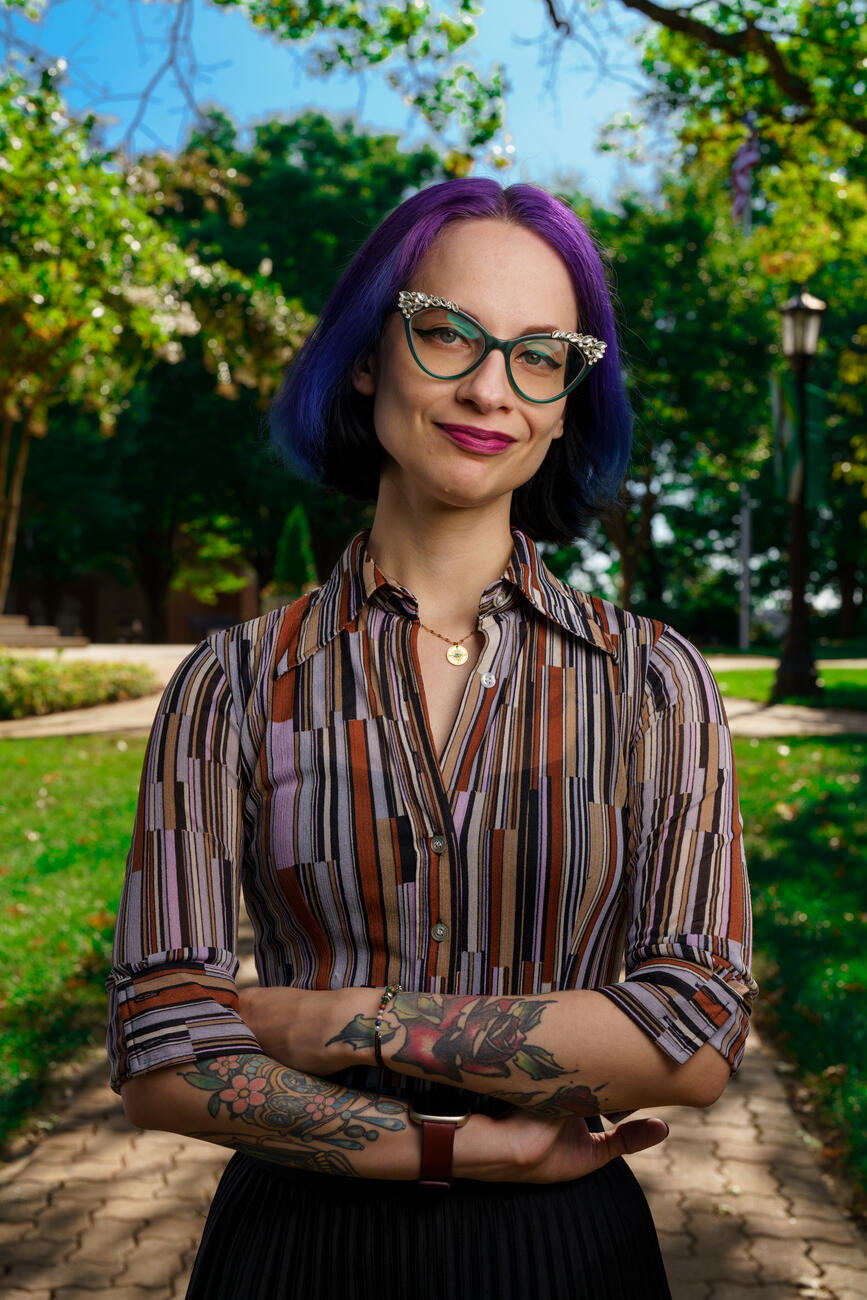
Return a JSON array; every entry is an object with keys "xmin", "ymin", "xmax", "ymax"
[
  {"xmin": 597, "ymin": 938, "xmax": 758, "ymax": 1074},
  {"xmin": 106, "ymin": 948, "xmax": 261, "ymax": 1093}
]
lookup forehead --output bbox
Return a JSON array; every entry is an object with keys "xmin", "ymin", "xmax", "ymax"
[{"xmin": 413, "ymin": 218, "xmax": 578, "ymax": 332}]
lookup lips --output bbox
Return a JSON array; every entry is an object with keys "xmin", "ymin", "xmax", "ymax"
[{"xmin": 438, "ymin": 424, "xmax": 516, "ymax": 454}]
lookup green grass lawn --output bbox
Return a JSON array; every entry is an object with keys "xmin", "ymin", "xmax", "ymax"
[
  {"xmin": 1, "ymin": 732, "xmax": 865, "ymax": 1209},
  {"xmin": 717, "ymin": 666, "xmax": 867, "ymax": 712},
  {"xmin": 734, "ymin": 734, "xmax": 867, "ymax": 1202},
  {"xmin": 0, "ymin": 734, "xmax": 147, "ymax": 1139}
]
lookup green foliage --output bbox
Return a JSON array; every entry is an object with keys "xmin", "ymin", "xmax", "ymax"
[
  {"xmin": 13, "ymin": 111, "xmax": 425, "ymax": 634},
  {"xmin": 208, "ymin": 0, "xmax": 504, "ymax": 153},
  {"xmin": 551, "ymin": 177, "xmax": 777, "ymax": 610},
  {"xmin": 715, "ymin": 666, "xmax": 867, "ymax": 711},
  {"xmin": 170, "ymin": 516, "xmax": 251, "ymax": 606},
  {"xmin": 0, "ymin": 67, "xmax": 316, "ymax": 615},
  {"xmin": 152, "ymin": 108, "xmax": 445, "ymax": 313},
  {"xmin": 273, "ymin": 502, "xmax": 317, "ymax": 593},
  {"xmin": 0, "ymin": 65, "xmax": 189, "ymax": 436},
  {"xmin": 0, "ymin": 654, "xmax": 156, "ymax": 719},
  {"xmin": 735, "ymin": 735, "xmax": 867, "ymax": 1200},
  {"xmin": 0, "ymin": 734, "xmax": 148, "ymax": 1141},
  {"xmin": 639, "ymin": 1, "xmax": 867, "ymax": 145}
]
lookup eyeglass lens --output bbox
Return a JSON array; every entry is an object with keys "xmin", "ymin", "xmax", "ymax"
[{"xmin": 407, "ymin": 306, "xmax": 587, "ymax": 401}]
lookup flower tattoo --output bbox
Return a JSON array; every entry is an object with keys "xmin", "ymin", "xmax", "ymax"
[
  {"xmin": 182, "ymin": 1054, "xmax": 406, "ymax": 1151},
  {"xmin": 219, "ymin": 1074, "xmax": 268, "ymax": 1115}
]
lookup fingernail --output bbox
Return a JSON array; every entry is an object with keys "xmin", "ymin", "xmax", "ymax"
[{"xmin": 662, "ymin": 1122, "xmax": 670, "ymax": 1137}]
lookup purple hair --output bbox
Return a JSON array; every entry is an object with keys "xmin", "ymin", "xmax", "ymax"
[{"xmin": 270, "ymin": 178, "xmax": 631, "ymax": 540}]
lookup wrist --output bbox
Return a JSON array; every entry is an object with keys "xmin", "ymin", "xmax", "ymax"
[
  {"xmin": 330, "ymin": 987, "xmax": 380, "ymax": 1070},
  {"xmin": 452, "ymin": 1112, "xmax": 487, "ymax": 1180}
]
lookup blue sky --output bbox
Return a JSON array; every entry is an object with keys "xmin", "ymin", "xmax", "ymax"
[{"xmin": 2, "ymin": 0, "xmax": 658, "ymax": 201}]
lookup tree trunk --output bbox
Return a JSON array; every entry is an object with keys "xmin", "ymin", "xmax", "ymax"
[
  {"xmin": 601, "ymin": 475, "xmax": 657, "ymax": 611},
  {"xmin": 0, "ymin": 421, "xmax": 32, "ymax": 614},
  {"xmin": 130, "ymin": 532, "xmax": 176, "ymax": 643},
  {"xmin": 836, "ymin": 561, "xmax": 861, "ymax": 639}
]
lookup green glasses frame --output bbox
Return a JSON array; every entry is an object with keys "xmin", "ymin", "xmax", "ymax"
[{"xmin": 395, "ymin": 290, "xmax": 607, "ymax": 404}]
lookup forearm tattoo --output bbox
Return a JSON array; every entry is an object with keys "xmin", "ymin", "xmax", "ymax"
[
  {"xmin": 185, "ymin": 1132, "xmax": 360, "ymax": 1177},
  {"xmin": 330, "ymin": 993, "xmax": 585, "ymax": 1092},
  {"xmin": 489, "ymin": 1083, "xmax": 606, "ymax": 1119},
  {"xmin": 181, "ymin": 1054, "xmax": 406, "ymax": 1173}
]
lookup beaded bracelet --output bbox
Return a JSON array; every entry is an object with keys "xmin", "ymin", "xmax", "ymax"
[{"xmin": 374, "ymin": 983, "xmax": 403, "ymax": 1070}]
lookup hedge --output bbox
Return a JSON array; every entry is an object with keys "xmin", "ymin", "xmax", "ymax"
[{"xmin": 0, "ymin": 654, "xmax": 158, "ymax": 719}]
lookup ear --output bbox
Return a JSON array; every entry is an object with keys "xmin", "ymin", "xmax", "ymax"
[
  {"xmin": 550, "ymin": 410, "xmax": 566, "ymax": 440},
  {"xmin": 352, "ymin": 349, "xmax": 377, "ymax": 397}
]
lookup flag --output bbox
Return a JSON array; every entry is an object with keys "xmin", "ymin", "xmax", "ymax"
[
  {"xmin": 770, "ymin": 374, "xmax": 826, "ymax": 510},
  {"xmin": 731, "ymin": 133, "xmax": 761, "ymax": 231}
]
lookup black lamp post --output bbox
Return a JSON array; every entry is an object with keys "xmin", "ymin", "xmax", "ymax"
[{"xmin": 773, "ymin": 289, "xmax": 826, "ymax": 700}]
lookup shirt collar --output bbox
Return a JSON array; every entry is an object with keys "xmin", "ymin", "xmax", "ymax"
[{"xmin": 276, "ymin": 529, "xmax": 616, "ymax": 675}]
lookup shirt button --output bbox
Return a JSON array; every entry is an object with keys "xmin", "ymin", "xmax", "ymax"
[
  {"xmin": 480, "ymin": 672, "xmax": 496, "ymax": 688},
  {"xmin": 431, "ymin": 921, "xmax": 449, "ymax": 942},
  {"xmin": 494, "ymin": 591, "xmax": 508, "ymax": 608},
  {"xmin": 430, "ymin": 834, "xmax": 446, "ymax": 854}
]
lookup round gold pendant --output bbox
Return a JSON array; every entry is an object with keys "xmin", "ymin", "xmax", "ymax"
[{"xmin": 446, "ymin": 643, "xmax": 469, "ymax": 666}]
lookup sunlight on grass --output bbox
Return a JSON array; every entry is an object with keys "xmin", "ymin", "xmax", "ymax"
[
  {"xmin": 716, "ymin": 667, "xmax": 867, "ymax": 711},
  {"xmin": 734, "ymin": 735, "xmax": 867, "ymax": 1198},
  {"xmin": 0, "ymin": 734, "xmax": 147, "ymax": 1139}
]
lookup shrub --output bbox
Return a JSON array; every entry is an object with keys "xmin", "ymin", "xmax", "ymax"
[{"xmin": 0, "ymin": 654, "xmax": 157, "ymax": 719}]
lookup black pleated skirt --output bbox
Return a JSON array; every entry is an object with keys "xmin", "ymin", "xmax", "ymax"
[{"xmin": 186, "ymin": 1123, "xmax": 671, "ymax": 1300}]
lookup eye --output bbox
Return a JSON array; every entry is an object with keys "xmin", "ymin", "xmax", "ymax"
[
  {"xmin": 515, "ymin": 344, "xmax": 561, "ymax": 371},
  {"xmin": 414, "ymin": 325, "xmax": 469, "ymax": 347}
]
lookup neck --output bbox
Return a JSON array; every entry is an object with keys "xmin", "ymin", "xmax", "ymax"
[{"xmin": 365, "ymin": 488, "xmax": 515, "ymax": 632}]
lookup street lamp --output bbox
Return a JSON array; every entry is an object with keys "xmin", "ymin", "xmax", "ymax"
[{"xmin": 773, "ymin": 289, "xmax": 826, "ymax": 700}]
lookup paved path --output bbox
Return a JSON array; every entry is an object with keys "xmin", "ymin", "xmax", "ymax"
[
  {"xmin": 1, "ymin": 1033, "xmax": 865, "ymax": 1299},
  {"xmin": 2, "ymin": 912, "xmax": 867, "ymax": 1299},
  {"xmin": 2, "ymin": 645, "xmax": 867, "ymax": 1296}
]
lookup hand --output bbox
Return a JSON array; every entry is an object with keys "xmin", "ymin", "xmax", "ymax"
[
  {"xmin": 238, "ymin": 985, "xmax": 378, "ymax": 1076},
  {"xmin": 454, "ymin": 1107, "xmax": 670, "ymax": 1184}
]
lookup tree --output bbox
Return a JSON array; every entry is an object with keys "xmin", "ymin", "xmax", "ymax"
[
  {"xmin": 165, "ymin": 108, "xmax": 445, "ymax": 313},
  {"xmin": 0, "ymin": 66, "xmax": 314, "ymax": 618},
  {"xmin": 548, "ymin": 178, "xmax": 777, "ymax": 617},
  {"xmin": 124, "ymin": 110, "xmax": 440, "ymax": 619},
  {"xmin": 11, "ymin": 110, "xmax": 441, "ymax": 636},
  {"xmin": 0, "ymin": 66, "xmax": 188, "ymax": 610},
  {"xmin": 7, "ymin": 2, "xmax": 858, "ymax": 157}
]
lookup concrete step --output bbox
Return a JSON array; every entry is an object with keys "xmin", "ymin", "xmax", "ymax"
[{"xmin": 0, "ymin": 621, "xmax": 90, "ymax": 648}]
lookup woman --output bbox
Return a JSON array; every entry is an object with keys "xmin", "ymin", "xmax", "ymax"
[{"xmin": 108, "ymin": 178, "xmax": 757, "ymax": 1299}]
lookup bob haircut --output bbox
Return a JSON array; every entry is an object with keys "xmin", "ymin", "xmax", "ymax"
[{"xmin": 270, "ymin": 178, "xmax": 631, "ymax": 543}]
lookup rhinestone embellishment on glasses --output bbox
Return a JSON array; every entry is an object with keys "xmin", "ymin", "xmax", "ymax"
[
  {"xmin": 396, "ymin": 290, "xmax": 607, "ymax": 365},
  {"xmin": 398, "ymin": 290, "xmax": 462, "ymax": 318}
]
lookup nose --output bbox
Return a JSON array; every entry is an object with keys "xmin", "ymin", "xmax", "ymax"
[{"xmin": 454, "ymin": 347, "xmax": 514, "ymax": 410}]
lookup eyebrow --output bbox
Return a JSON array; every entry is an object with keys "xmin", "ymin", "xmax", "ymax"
[{"xmin": 456, "ymin": 305, "xmax": 572, "ymax": 336}]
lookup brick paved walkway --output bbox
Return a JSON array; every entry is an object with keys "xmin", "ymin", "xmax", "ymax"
[
  {"xmin": 2, "ymin": 648, "xmax": 866, "ymax": 1296},
  {"xmin": 2, "ymin": 910, "xmax": 866, "ymax": 1299}
]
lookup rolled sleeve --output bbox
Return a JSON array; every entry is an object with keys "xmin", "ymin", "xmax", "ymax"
[
  {"xmin": 598, "ymin": 627, "xmax": 758, "ymax": 1074},
  {"xmin": 106, "ymin": 640, "xmax": 260, "ymax": 1093}
]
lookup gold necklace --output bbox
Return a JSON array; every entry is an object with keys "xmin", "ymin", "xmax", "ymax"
[
  {"xmin": 367, "ymin": 551, "xmax": 476, "ymax": 666},
  {"xmin": 418, "ymin": 619, "xmax": 476, "ymax": 666}
]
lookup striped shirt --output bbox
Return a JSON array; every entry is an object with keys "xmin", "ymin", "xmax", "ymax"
[{"xmin": 107, "ymin": 529, "xmax": 757, "ymax": 1097}]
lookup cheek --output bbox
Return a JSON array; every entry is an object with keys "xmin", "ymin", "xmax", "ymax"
[
  {"xmin": 371, "ymin": 359, "xmax": 435, "ymax": 437},
  {"xmin": 536, "ymin": 407, "xmax": 566, "ymax": 447}
]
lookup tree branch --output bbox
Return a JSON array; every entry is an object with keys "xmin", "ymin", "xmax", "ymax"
[
  {"xmin": 542, "ymin": 0, "xmax": 573, "ymax": 37},
  {"xmin": 541, "ymin": 0, "xmax": 867, "ymax": 138}
]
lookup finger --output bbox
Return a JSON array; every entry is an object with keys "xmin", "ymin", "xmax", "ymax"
[{"xmin": 598, "ymin": 1117, "xmax": 670, "ymax": 1160}]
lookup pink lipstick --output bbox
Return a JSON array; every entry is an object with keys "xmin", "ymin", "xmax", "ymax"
[{"xmin": 438, "ymin": 424, "xmax": 515, "ymax": 455}]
